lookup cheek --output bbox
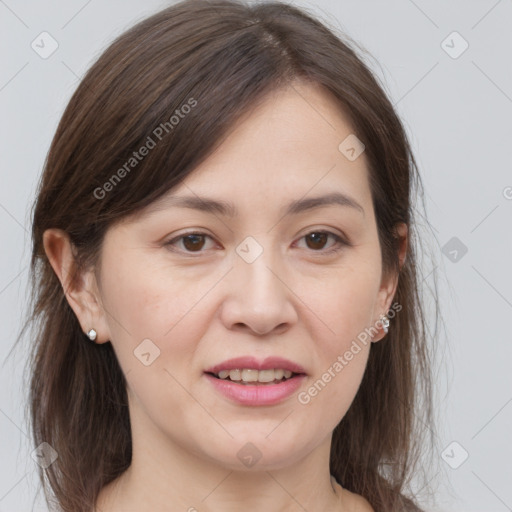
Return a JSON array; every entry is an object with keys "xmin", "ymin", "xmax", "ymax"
[
  {"xmin": 298, "ymin": 289, "xmax": 373, "ymax": 430},
  {"xmin": 294, "ymin": 262, "xmax": 378, "ymax": 420},
  {"xmin": 100, "ymin": 252, "xmax": 210, "ymax": 339},
  {"xmin": 303, "ymin": 262, "xmax": 380, "ymax": 349},
  {"xmin": 98, "ymin": 256, "xmax": 217, "ymax": 387},
  {"xmin": 99, "ymin": 259, "xmax": 210, "ymax": 417}
]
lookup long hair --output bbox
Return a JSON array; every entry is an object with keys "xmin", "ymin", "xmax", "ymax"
[{"xmin": 17, "ymin": 0, "xmax": 442, "ymax": 510}]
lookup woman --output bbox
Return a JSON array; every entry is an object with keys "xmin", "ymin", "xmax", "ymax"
[{"xmin": 23, "ymin": 0, "xmax": 440, "ymax": 510}]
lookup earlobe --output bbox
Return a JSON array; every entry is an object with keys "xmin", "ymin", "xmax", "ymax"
[{"xmin": 42, "ymin": 228, "xmax": 109, "ymax": 343}]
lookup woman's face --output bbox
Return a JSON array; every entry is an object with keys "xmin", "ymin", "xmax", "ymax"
[{"xmin": 89, "ymin": 81, "xmax": 401, "ymax": 471}]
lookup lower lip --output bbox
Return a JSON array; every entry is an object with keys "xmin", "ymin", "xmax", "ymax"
[{"xmin": 204, "ymin": 373, "xmax": 306, "ymax": 406}]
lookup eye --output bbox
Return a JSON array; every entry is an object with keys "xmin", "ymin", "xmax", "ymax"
[
  {"xmin": 164, "ymin": 231, "xmax": 216, "ymax": 254},
  {"xmin": 295, "ymin": 230, "xmax": 349, "ymax": 255},
  {"xmin": 163, "ymin": 229, "xmax": 349, "ymax": 256}
]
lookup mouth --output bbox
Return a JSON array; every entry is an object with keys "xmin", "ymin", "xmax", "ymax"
[
  {"xmin": 205, "ymin": 368, "xmax": 303, "ymax": 385},
  {"xmin": 203, "ymin": 356, "xmax": 307, "ymax": 405}
]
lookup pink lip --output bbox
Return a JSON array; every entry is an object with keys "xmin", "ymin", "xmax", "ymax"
[
  {"xmin": 204, "ymin": 373, "xmax": 306, "ymax": 406},
  {"xmin": 204, "ymin": 356, "xmax": 307, "ymax": 406},
  {"xmin": 204, "ymin": 356, "xmax": 307, "ymax": 375}
]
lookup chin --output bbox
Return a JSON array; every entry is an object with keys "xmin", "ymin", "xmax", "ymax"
[{"xmin": 201, "ymin": 436, "xmax": 312, "ymax": 472}]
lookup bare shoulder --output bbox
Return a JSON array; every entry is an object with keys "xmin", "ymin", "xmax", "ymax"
[{"xmin": 339, "ymin": 487, "xmax": 375, "ymax": 512}]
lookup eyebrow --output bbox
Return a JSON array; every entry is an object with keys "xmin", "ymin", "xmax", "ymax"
[{"xmin": 149, "ymin": 192, "xmax": 365, "ymax": 218}]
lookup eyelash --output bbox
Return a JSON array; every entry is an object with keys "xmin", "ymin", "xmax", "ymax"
[{"xmin": 163, "ymin": 229, "xmax": 350, "ymax": 257}]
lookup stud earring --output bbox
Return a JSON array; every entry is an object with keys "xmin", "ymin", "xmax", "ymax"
[
  {"xmin": 87, "ymin": 329, "xmax": 97, "ymax": 341},
  {"xmin": 380, "ymin": 314, "xmax": 390, "ymax": 334}
]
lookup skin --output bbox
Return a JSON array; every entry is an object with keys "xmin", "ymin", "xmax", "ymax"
[{"xmin": 44, "ymin": 80, "xmax": 407, "ymax": 512}]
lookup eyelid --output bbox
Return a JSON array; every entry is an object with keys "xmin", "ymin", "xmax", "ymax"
[
  {"xmin": 164, "ymin": 230, "xmax": 218, "ymax": 254},
  {"xmin": 292, "ymin": 229, "xmax": 351, "ymax": 257},
  {"xmin": 163, "ymin": 228, "xmax": 350, "ymax": 256}
]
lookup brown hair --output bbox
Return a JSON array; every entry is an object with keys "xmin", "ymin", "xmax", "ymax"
[{"xmin": 17, "ymin": 0, "xmax": 442, "ymax": 510}]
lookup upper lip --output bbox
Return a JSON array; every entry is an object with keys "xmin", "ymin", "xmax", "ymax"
[{"xmin": 205, "ymin": 356, "xmax": 307, "ymax": 375}]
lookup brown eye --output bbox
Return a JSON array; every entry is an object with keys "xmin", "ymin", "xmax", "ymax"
[
  {"xmin": 182, "ymin": 234, "xmax": 206, "ymax": 251},
  {"xmin": 164, "ymin": 229, "xmax": 348, "ymax": 256},
  {"xmin": 165, "ymin": 232, "xmax": 214, "ymax": 254},
  {"xmin": 297, "ymin": 230, "xmax": 348, "ymax": 255},
  {"xmin": 305, "ymin": 232, "xmax": 329, "ymax": 250}
]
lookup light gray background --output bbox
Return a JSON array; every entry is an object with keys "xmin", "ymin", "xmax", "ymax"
[{"xmin": 1, "ymin": 1, "xmax": 511, "ymax": 511}]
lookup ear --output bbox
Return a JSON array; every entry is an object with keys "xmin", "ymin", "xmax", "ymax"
[
  {"xmin": 371, "ymin": 222, "xmax": 408, "ymax": 342},
  {"xmin": 42, "ymin": 228, "xmax": 110, "ymax": 344}
]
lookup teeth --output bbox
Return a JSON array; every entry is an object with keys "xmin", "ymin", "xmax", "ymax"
[
  {"xmin": 229, "ymin": 369, "xmax": 241, "ymax": 381},
  {"xmin": 215, "ymin": 368, "xmax": 296, "ymax": 383},
  {"xmin": 241, "ymin": 369, "xmax": 258, "ymax": 382},
  {"xmin": 257, "ymin": 369, "xmax": 275, "ymax": 383}
]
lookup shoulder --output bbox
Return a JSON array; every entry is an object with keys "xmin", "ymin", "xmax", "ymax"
[{"xmin": 339, "ymin": 487, "xmax": 375, "ymax": 512}]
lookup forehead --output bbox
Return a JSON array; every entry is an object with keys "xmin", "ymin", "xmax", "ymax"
[{"xmin": 136, "ymin": 81, "xmax": 372, "ymax": 222}]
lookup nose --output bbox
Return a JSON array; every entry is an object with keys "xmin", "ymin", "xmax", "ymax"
[{"xmin": 219, "ymin": 246, "xmax": 298, "ymax": 336}]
